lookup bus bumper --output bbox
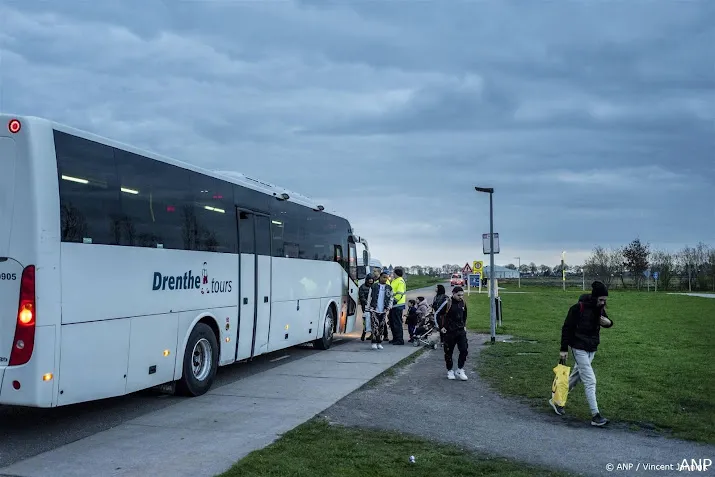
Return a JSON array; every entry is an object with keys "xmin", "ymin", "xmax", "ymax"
[{"xmin": 0, "ymin": 325, "xmax": 56, "ymax": 407}]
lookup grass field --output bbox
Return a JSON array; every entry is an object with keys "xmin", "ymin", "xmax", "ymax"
[
  {"xmin": 219, "ymin": 418, "xmax": 575, "ymax": 477},
  {"xmin": 466, "ymin": 287, "xmax": 715, "ymax": 444},
  {"xmin": 405, "ymin": 275, "xmax": 443, "ymax": 290}
]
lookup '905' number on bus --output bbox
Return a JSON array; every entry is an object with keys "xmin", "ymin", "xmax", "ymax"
[{"xmin": 0, "ymin": 273, "xmax": 17, "ymax": 281}]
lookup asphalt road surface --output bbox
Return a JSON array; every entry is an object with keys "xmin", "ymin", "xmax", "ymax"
[{"xmin": 0, "ymin": 282, "xmax": 444, "ymax": 468}]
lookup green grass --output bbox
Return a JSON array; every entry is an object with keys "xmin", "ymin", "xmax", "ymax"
[
  {"xmin": 218, "ymin": 418, "xmax": 575, "ymax": 477},
  {"xmin": 405, "ymin": 275, "xmax": 443, "ymax": 290},
  {"xmin": 467, "ymin": 286, "xmax": 715, "ymax": 444}
]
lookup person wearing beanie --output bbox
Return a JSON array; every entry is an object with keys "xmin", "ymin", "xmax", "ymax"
[
  {"xmin": 440, "ymin": 286, "xmax": 469, "ymax": 381},
  {"xmin": 550, "ymin": 280, "xmax": 613, "ymax": 426}
]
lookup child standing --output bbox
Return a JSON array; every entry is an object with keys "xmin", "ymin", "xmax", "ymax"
[{"xmin": 406, "ymin": 299, "xmax": 419, "ymax": 342}]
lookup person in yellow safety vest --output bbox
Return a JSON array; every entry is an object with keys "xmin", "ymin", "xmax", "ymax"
[{"xmin": 388, "ymin": 267, "xmax": 406, "ymax": 345}]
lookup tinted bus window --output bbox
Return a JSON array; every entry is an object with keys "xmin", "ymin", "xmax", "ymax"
[
  {"xmin": 189, "ymin": 174, "xmax": 237, "ymax": 253},
  {"xmin": 55, "ymin": 130, "xmax": 121, "ymax": 245},
  {"xmin": 114, "ymin": 149, "xmax": 191, "ymax": 250}
]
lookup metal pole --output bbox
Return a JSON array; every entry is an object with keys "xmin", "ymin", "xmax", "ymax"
[
  {"xmin": 515, "ymin": 256, "xmax": 521, "ymax": 288},
  {"xmin": 489, "ymin": 192, "xmax": 496, "ymax": 344},
  {"xmin": 562, "ymin": 251, "xmax": 566, "ymax": 291},
  {"xmin": 582, "ymin": 268, "xmax": 585, "ymax": 291}
]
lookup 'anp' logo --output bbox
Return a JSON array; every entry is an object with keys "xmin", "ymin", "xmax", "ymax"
[{"xmin": 152, "ymin": 261, "xmax": 232, "ymax": 294}]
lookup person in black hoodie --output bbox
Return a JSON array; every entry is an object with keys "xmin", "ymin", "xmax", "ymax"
[
  {"xmin": 440, "ymin": 286, "xmax": 469, "ymax": 381},
  {"xmin": 550, "ymin": 280, "xmax": 613, "ymax": 427},
  {"xmin": 432, "ymin": 284, "xmax": 449, "ymax": 347}
]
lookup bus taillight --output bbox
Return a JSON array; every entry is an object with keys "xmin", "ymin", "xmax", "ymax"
[
  {"xmin": 9, "ymin": 265, "xmax": 36, "ymax": 366},
  {"xmin": 8, "ymin": 119, "xmax": 21, "ymax": 134}
]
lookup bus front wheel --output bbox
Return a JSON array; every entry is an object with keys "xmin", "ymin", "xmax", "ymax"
[
  {"xmin": 176, "ymin": 322, "xmax": 218, "ymax": 397},
  {"xmin": 313, "ymin": 307, "xmax": 335, "ymax": 350}
]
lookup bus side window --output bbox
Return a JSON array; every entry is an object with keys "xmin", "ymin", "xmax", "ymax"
[
  {"xmin": 55, "ymin": 130, "xmax": 121, "ymax": 246},
  {"xmin": 189, "ymin": 174, "xmax": 237, "ymax": 253},
  {"xmin": 113, "ymin": 149, "xmax": 190, "ymax": 250}
]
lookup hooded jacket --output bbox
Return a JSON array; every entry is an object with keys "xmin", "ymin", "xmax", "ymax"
[
  {"xmin": 560, "ymin": 293, "xmax": 613, "ymax": 352},
  {"xmin": 366, "ymin": 281, "xmax": 394, "ymax": 314},
  {"xmin": 416, "ymin": 299, "xmax": 430, "ymax": 320},
  {"xmin": 358, "ymin": 280, "xmax": 373, "ymax": 309},
  {"xmin": 443, "ymin": 297, "xmax": 468, "ymax": 333},
  {"xmin": 432, "ymin": 293, "xmax": 449, "ymax": 325}
]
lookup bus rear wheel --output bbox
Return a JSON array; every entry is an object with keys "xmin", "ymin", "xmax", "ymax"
[
  {"xmin": 313, "ymin": 307, "xmax": 335, "ymax": 350},
  {"xmin": 176, "ymin": 322, "xmax": 218, "ymax": 397}
]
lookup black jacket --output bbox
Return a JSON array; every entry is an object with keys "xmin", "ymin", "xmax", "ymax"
[
  {"xmin": 443, "ymin": 297, "xmax": 467, "ymax": 333},
  {"xmin": 366, "ymin": 282, "xmax": 394, "ymax": 314},
  {"xmin": 358, "ymin": 283, "xmax": 371, "ymax": 309},
  {"xmin": 560, "ymin": 294, "xmax": 613, "ymax": 352}
]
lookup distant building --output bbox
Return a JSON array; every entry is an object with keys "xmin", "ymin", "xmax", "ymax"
[{"xmin": 483, "ymin": 265, "xmax": 520, "ymax": 279}]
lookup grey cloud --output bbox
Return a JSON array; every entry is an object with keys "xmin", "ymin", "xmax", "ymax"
[{"xmin": 2, "ymin": 1, "xmax": 713, "ymax": 265}]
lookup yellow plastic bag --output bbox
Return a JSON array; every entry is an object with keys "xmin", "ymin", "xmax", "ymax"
[{"xmin": 551, "ymin": 360, "xmax": 571, "ymax": 407}]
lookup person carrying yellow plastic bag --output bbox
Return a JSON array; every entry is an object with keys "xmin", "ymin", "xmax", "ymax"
[
  {"xmin": 548, "ymin": 281, "xmax": 614, "ymax": 427},
  {"xmin": 550, "ymin": 357, "xmax": 570, "ymax": 408}
]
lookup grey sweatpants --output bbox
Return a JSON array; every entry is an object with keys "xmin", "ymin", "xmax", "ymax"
[{"xmin": 569, "ymin": 348, "xmax": 599, "ymax": 416}]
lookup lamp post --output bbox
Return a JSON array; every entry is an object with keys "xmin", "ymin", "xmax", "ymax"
[
  {"xmin": 514, "ymin": 256, "xmax": 521, "ymax": 289},
  {"xmin": 475, "ymin": 186, "xmax": 496, "ymax": 344}
]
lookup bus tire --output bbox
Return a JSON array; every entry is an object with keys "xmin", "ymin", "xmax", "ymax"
[
  {"xmin": 176, "ymin": 322, "xmax": 218, "ymax": 397},
  {"xmin": 313, "ymin": 307, "xmax": 335, "ymax": 350}
]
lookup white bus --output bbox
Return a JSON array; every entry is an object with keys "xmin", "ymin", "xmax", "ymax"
[{"xmin": 0, "ymin": 114, "xmax": 372, "ymax": 408}]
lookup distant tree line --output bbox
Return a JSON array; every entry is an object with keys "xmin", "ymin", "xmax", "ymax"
[
  {"xmin": 398, "ymin": 239, "xmax": 715, "ymax": 292},
  {"xmin": 580, "ymin": 239, "xmax": 715, "ymax": 292}
]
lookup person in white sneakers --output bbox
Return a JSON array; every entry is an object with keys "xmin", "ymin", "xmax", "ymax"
[
  {"xmin": 365, "ymin": 271, "xmax": 394, "ymax": 350},
  {"xmin": 441, "ymin": 286, "xmax": 469, "ymax": 381}
]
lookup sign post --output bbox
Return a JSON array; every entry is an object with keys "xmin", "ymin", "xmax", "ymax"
[
  {"xmin": 482, "ymin": 234, "xmax": 500, "ymax": 254},
  {"xmin": 653, "ymin": 271, "xmax": 659, "ymax": 292},
  {"xmin": 475, "ymin": 186, "xmax": 496, "ymax": 344},
  {"xmin": 467, "ymin": 273, "xmax": 481, "ymax": 295},
  {"xmin": 461, "ymin": 263, "xmax": 472, "ymax": 283}
]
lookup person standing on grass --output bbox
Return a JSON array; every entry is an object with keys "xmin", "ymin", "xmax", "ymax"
[
  {"xmin": 550, "ymin": 280, "xmax": 613, "ymax": 427},
  {"xmin": 365, "ymin": 271, "xmax": 394, "ymax": 350},
  {"xmin": 441, "ymin": 286, "xmax": 469, "ymax": 381},
  {"xmin": 388, "ymin": 267, "xmax": 407, "ymax": 345}
]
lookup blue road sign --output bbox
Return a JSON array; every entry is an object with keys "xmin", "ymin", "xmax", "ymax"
[
  {"xmin": 468, "ymin": 274, "xmax": 481, "ymax": 287},
  {"xmin": 653, "ymin": 271, "xmax": 659, "ymax": 280}
]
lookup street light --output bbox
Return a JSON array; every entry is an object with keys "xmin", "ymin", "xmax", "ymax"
[
  {"xmin": 475, "ymin": 186, "xmax": 496, "ymax": 344},
  {"xmin": 514, "ymin": 256, "xmax": 521, "ymax": 289}
]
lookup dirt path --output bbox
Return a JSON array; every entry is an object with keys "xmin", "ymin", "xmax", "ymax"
[{"xmin": 321, "ymin": 333, "xmax": 715, "ymax": 477}]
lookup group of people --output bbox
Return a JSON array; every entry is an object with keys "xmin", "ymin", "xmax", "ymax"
[
  {"xmin": 357, "ymin": 268, "xmax": 470, "ymax": 381},
  {"xmin": 358, "ymin": 268, "xmax": 614, "ymax": 427}
]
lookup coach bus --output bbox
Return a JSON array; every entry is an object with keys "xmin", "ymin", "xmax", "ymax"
[{"xmin": 0, "ymin": 114, "xmax": 371, "ymax": 408}]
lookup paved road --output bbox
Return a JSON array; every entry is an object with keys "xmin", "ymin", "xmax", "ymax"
[
  {"xmin": 0, "ymin": 282, "xmax": 442, "ymax": 469},
  {"xmin": 322, "ymin": 332, "xmax": 715, "ymax": 477},
  {"xmin": 1, "ymin": 326, "xmax": 420, "ymax": 477},
  {"xmin": 0, "ymin": 341, "xmax": 334, "ymax": 468},
  {"xmin": 670, "ymin": 293, "xmax": 715, "ymax": 299}
]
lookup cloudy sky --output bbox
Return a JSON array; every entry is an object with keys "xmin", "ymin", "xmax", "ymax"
[{"xmin": 2, "ymin": 1, "xmax": 713, "ymax": 268}]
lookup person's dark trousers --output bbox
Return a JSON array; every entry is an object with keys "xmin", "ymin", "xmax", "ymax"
[
  {"xmin": 389, "ymin": 305, "xmax": 405, "ymax": 344},
  {"xmin": 443, "ymin": 330, "xmax": 468, "ymax": 370},
  {"xmin": 408, "ymin": 324, "xmax": 416, "ymax": 340}
]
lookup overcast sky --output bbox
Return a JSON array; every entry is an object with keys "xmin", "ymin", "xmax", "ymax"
[{"xmin": 2, "ymin": 1, "xmax": 713, "ymax": 268}]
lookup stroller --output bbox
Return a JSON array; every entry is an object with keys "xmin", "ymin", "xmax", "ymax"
[{"xmin": 412, "ymin": 309, "xmax": 440, "ymax": 349}]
